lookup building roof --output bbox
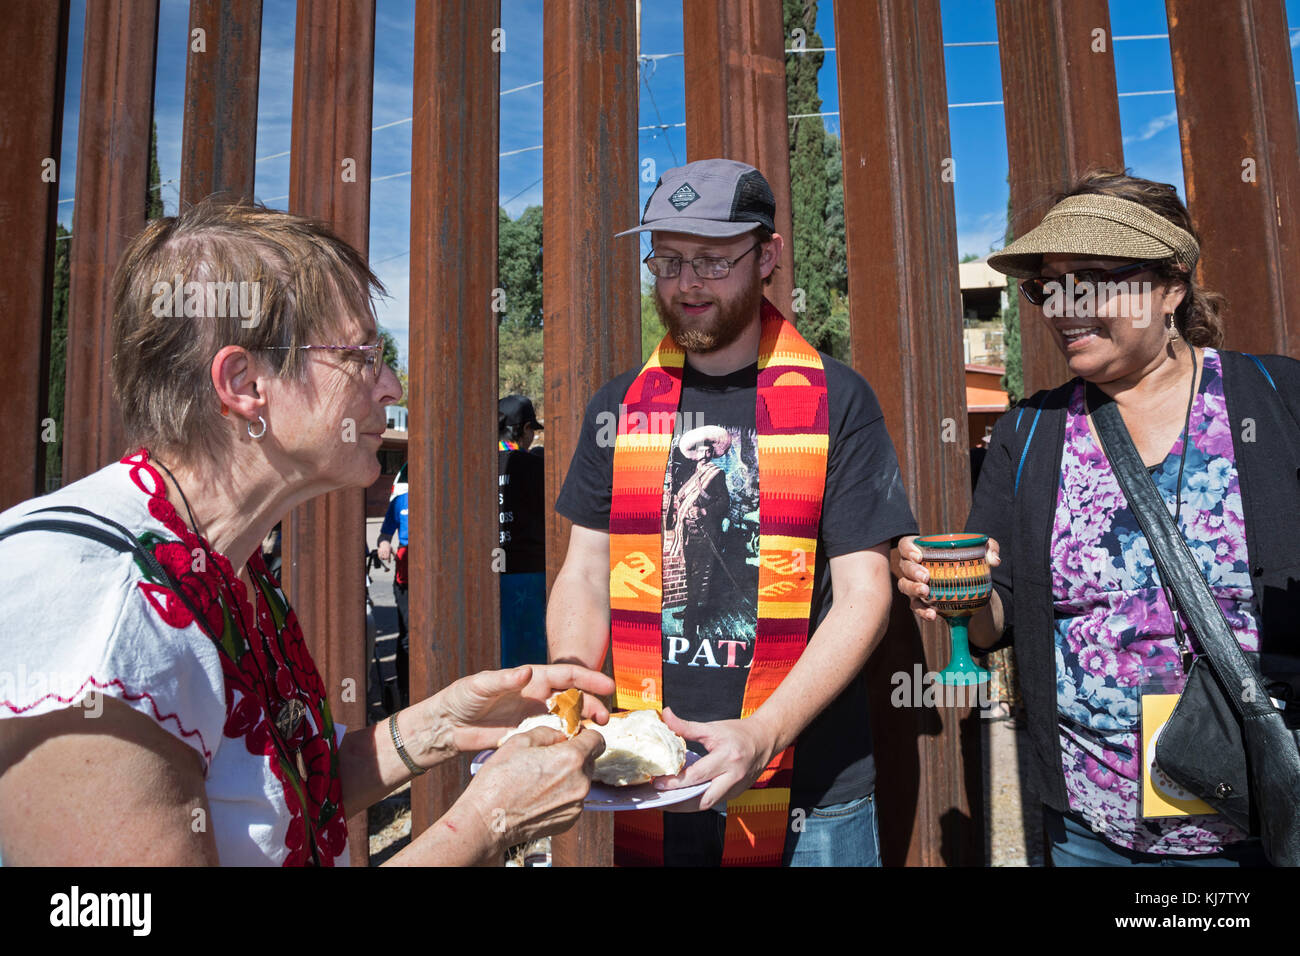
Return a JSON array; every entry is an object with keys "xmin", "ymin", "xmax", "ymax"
[{"xmin": 958, "ymin": 259, "xmax": 1005, "ymax": 291}]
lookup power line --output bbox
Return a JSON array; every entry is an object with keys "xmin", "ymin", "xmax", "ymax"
[
  {"xmin": 639, "ymin": 58, "xmax": 680, "ymax": 165},
  {"xmin": 59, "ymin": 177, "xmax": 177, "ymax": 209},
  {"xmin": 502, "ymin": 175, "xmax": 543, "ymax": 207},
  {"xmin": 251, "ymin": 80, "xmax": 545, "ymax": 165}
]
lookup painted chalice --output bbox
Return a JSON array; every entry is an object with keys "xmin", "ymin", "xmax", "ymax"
[{"xmin": 914, "ymin": 533, "xmax": 992, "ymax": 686}]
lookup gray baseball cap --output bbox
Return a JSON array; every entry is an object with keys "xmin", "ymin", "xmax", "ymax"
[{"xmin": 616, "ymin": 158, "xmax": 776, "ymax": 239}]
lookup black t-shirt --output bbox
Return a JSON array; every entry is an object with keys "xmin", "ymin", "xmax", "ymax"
[
  {"xmin": 498, "ymin": 447, "xmax": 546, "ymax": 574},
  {"xmin": 555, "ymin": 353, "xmax": 917, "ymax": 805}
]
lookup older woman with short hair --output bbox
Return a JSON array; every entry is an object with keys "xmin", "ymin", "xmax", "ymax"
[
  {"xmin": 0, "ymin": 199, "xmax": 608, "ymax": 866},
  {"xmin": 898, "ymin": 170, "xmax": 1300, "ymax": 866}
]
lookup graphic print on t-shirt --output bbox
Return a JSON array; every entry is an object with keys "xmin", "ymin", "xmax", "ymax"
[{"xmin": 660, "ymin": 421, "xmax": 759, "ymax": 697}]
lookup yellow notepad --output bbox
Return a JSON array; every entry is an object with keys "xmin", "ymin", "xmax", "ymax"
[{"xmin": 1141, "ymin": 692, "xmax": 1216, "ymax": 818}]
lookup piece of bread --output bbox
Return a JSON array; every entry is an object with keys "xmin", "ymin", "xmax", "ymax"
[
  {"xmin": 497, "ymin": 688, "xmax": 584, "ymax": 747},
  {"xmin": 547, "ymin": 688, "xmax": 583, "ymax": 737},
  {"xmin": 581, "ymin": 709, "xmax": 687, "ymax": 786}
]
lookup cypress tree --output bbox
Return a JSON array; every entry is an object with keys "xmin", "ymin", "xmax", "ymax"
[
  {"xmin": 783, "ymin": 0, "xmax": 847, "ymax": 359},
  {"xmin": 1000, "ymin": 190, "xmax": 1023, "ymax": 404}
]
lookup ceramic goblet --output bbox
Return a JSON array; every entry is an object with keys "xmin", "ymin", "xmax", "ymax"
[{"xmin": 914, "ymin": 533, "xmax": 992, "ymax": 686}]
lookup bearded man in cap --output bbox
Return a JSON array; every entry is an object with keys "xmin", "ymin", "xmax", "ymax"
[{"xmin": 548, "ymin": 158, "xmax": 917, "ymax": 866}]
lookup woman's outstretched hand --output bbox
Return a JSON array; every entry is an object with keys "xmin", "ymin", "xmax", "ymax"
[{"xmin": 430, "ymin": 663, "xmax": 614, "ymax": 755}]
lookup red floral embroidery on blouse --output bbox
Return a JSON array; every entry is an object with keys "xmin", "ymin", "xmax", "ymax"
[{"xmin": 121, "ymin": 448, "xmax": 347, "ymax": 866}]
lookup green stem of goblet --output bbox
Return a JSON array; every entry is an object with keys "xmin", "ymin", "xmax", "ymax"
[{"xmin": 937, "ymin": 613, "xmax": 990, "ymax": 686}]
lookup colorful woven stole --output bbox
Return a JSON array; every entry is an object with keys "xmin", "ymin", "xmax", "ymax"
[{"xmin": 609, "ymin": 299, "xmax": 829, "ymax": 866}]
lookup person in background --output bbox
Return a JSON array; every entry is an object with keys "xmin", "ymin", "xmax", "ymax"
[
  {"xmin": 377, "ymin": 478, "xmax": 409, "ymax": 708},
  {"xmin": 498, "ymin": 394, "xmax": 547, "ymax": 668}
]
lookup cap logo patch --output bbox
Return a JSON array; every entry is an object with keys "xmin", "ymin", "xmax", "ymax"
[{"xmin": 668, "ymin": 183, "xmax": 700, "ymax": 210}]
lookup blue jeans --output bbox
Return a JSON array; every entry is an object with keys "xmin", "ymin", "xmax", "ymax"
[
  {"xmin": 499, "ymin": 572, "xmax": 547, "ymax": 669},
  {"xmin": 662, "ymin": 792, "xmax": 880, "ymax": 867},
  {"xmin": 783, "ymin": 792, "xmax": 882, "ymax": 867},
  {"xmin": 1045, "ymin": 807, "xmax": 1270, "ymax": 867}
]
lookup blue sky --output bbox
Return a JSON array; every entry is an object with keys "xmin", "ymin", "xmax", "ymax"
[{"xmin": 54, "ymin": 0, "xmax": 1300, "ymax": 366}]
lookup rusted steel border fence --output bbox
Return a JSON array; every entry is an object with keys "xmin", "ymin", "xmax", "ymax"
[{"xmin": 3, "ymin": 0, "xmax": 1297, "ymax": 868}]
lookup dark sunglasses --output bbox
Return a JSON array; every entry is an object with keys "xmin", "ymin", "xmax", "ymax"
[{"xmin": 1019, "ymin": 260, "xmax": 1162, "ymax": 307}]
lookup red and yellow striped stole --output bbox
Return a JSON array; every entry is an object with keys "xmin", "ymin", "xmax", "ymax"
[{"xmin": 609, "ymin": 299, "xmax": 829, "ymax": 866}]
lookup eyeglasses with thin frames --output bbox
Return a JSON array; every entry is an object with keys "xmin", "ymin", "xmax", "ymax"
[
  {"xmin": 260, "ymin": 343, "xmax": 386, "ymax": 383},
  {"xmin": 1019, "ymin": 260, "xmax": 1162, "ymax": 307},
  {"xmin": 643, "ymin": 242, "xmax": 762, "ymax": 280}
]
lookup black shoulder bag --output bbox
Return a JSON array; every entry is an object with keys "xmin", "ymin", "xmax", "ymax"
[{"xmin": 1091, "ymin": 389, "xmax": 1300, "ymax": 867}]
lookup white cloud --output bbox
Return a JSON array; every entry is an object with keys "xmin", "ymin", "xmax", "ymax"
[
  {"xmin": 1122, "ymin": 110, "xmax": 1178, "ymax": 147},
  {"xmin": 957, "ymin": 209, "xmax": 1008, "ymax": 260}
]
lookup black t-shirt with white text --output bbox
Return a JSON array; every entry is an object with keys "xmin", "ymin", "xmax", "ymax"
[
  {"xmin": 498, "ymin": 447, "xmax": 545, "ymax": 574},
  {"xmin": 556, "ymin": 353, "xmax": 917, "ymax": 806}
]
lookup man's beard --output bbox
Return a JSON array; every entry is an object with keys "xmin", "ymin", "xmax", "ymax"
[{"xmin": 653, "ymin": 279, "xmax": 762, "ymax": 354}]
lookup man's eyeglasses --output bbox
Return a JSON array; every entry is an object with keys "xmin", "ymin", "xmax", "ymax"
[
  {"xmin": 644, "ymin": 242, "xmax": 762, "ymax": 280},
  {"xmin": 1019, "ymin": 260, "xmax": 1161, "ymax": 307},
  {"xmin": 261, "ymin": 343, "xmax": 386, "ymax": 382}
]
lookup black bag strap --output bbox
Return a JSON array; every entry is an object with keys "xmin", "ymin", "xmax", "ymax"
[{"xmin": 1088, "ymin": 386, "xmax": 1274, "ymax": 720}]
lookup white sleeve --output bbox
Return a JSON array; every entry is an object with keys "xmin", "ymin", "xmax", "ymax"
[{"xmin": 0, "ymin": 529, "xmax": 226, "ymax": 774}]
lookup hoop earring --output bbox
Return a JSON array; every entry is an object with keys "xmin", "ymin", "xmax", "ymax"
[{"xmin": 248, "ymin": 416, "xmax": 267, "ymax": 440}]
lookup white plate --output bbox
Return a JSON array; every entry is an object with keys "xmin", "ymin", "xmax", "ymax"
[{"xmin": 470, "ymin": 749, "xmax": 708, "ymax": 812}]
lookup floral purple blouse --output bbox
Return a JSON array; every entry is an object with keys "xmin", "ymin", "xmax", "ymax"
[{"xmin": 1051, "ymin": 348, "xmax": 1260, "ymax": 854}]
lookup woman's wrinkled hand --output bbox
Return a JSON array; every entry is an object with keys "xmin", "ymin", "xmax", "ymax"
[
  {"xmin": 895, "ymin": 534, "xmax": 1000, "ymax": 623},
  {"xmin": 462, "ymin": 725, "xmax": 606, "ymax": 849},
  {"xmin": 430, "ymin": 664, "xmax": 614, "ymax": 755}
]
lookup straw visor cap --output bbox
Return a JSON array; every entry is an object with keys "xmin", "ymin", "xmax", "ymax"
[{"xmin": 987, "ymin": 194, "xmax": 1200, "ymax": 279}]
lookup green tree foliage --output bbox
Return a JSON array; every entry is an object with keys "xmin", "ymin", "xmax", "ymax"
[
  {"xmin": 499, "ymin": 320, "xmax": 545, "ymax": 419},
  {"xmin": 498, "ymin": 205, "xmax": 544, "ymax": 328},
  {"xmin": 784, "ymin": 0, "xmax": 848, "ymax": 360},
  {"xmin": 641, "ymin": 280, "xmax": 664, "ymax": 362},
  {"xmin": 377, "ymin": 326, "xmax": 407, "ymax": 406},
  {"xmin": 46, "ymin": 224, "xmax": 70, "ymax": 486},
  {"xmin": 497, "ymin": 204, "xmax": 545, "ymax": 415},
  {"xmin": 1000, "ymin": 191, "xmax": 1023, "ymax": 404},
  {"xmin": 823, "ymin": 132, "xmax": 846, "ymax": 301}
]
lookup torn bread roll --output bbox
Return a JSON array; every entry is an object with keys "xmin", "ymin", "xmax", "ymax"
[
  {"xmin": 497, "ymin": 688, "xmax": 584, "ymax": 746},
  {"xmin": 581, "ymin": 710, "xmax": 687, "ymax": 787},
  {"xmin": 496, "ymin": 697, "xmax": 687, "ymax": 787},
  {"xmin": 548, "ymin": 688, "xmax": 583, "ymax": 736}
]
